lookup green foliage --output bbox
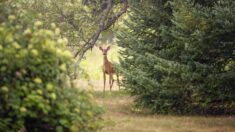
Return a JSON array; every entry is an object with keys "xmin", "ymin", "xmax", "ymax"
[
  {"xmin": 21, "ymin": 0, "xmax": 126, "ymax": 52},
  {"xmin": 0, "ymin": 1, "xmax": 103, "ymax": 131},
  {"xmin": 117, "ymin": 0, "xmax": 235, "ymax": 115}
]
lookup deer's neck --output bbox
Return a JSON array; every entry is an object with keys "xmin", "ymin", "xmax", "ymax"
[{"xmin": 103, "ymin": 55, "xmax": 110, "ymax": 65}]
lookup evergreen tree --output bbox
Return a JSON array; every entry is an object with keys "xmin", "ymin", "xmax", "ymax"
[
  {"xmin": 171, "ymin": 0, "xmax": 235, "ymax": 114},
  {"xmin": 117, "ymin": 0, "xmax": 178, "ymax": 114},
  {"xmin": 117, "ymin": 0, "xmax": 235, "ymax": 114}
]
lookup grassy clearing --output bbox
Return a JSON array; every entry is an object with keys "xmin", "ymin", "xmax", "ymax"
[
  {"xmin": 95, "ymin": 91, "xmax": 235, "ymax": 132},
  {"xmin": 79, "ymin": 45, "xmax": 235, "ymax": 132}
]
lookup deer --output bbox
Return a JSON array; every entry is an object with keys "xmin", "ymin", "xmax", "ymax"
[{"xmin": 99, "ymin": 46, "xmax": 120, "ymax": 92}]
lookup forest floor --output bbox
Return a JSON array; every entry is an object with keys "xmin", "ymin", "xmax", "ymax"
[{"xmin": 84, "ymin": 80, "xmax": 235, "ymax": 132}]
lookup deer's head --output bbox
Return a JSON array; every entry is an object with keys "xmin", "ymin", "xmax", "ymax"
[{"xmin": 99, "ymin": 46, "xmax": 110, "ymax": 56}]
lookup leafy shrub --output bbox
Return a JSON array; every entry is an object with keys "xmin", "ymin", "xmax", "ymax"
[{"xmin": 0, "ymin": 14, "xmax": 103, "ymax": 131}]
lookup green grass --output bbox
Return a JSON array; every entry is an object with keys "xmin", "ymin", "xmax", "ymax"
[
  {"xmin": 95, "ymin": 91, "xmax": 235, "ymax": 132},
  {"xmin": 78, "ymin": 45, "xmax": 235, "ymax": 132},
  {"xmin": 94, "ymin": 90, "xmax": 129, "ymax": 98}
]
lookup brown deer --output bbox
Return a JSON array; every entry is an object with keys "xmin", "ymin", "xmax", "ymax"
[{"xmin": 99, "ymin": 46, "xmax": 120, "ymax": 92}]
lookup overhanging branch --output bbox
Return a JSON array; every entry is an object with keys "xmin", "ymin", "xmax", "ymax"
[
  {"xmin": 72, "ymin": 0, "xmax": 128, "ymax": 79},
  {"xmin": 74, "ymin": 0, "xmax": 128, "ymax": 60}
]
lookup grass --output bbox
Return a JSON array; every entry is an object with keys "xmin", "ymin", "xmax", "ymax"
[
  {"xmin": 79, "ymin": 45, "xmax": 235, "ymax": 131},
  {"xmin": 94, "ymin": 90, "xmax": 129, "ymax": 98},
  {"xmin": 94, "ymin": 91, "xmax": 235, "ymax": 132}
]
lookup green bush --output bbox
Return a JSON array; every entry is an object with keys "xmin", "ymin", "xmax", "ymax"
[{"xmin": 0, "ymin": 15, "xmax": 103, "ymax": 131}]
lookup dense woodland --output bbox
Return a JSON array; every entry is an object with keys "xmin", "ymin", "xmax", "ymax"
[{"xmin": 0, "ymin": 0, "xmax": 234, "ymax": 131}]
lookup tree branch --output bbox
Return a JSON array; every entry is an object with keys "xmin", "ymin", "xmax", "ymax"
[
  {"xmin": 74, "ymin": 0, "xmax": 128, "ymax": 58},
  {"xmin": 73, "ymin": 0, "xmax": 128, "ymax": 79}
]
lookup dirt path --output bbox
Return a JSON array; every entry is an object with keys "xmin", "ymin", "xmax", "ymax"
[{"xmin": 95, "ymin": 91, "xmax": 235, "ymax": 132}]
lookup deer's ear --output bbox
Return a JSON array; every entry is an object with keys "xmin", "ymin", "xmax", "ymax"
[
  {"xmin": 106, "ymin": 46, "xmax": 110, "ymax": 51},
  {"xmin": 99, "ymin": 46, "xmax": 103, "ymax": 51}
]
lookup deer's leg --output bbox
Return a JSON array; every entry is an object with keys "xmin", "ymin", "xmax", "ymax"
[
  {"xmin": 103, "ymin": 72, "xmax": 106, "ymax": 92},
  {"xmin": 110, "ymin": 74, "xmax": 114, "ymax": 91},
  {"xmin": 116, "ymin": 73, "xmax": 120, "ymax": 90},
  {"xmin": 109, "ymin": 74, "xmax": 113, "ymax": 91},
  {"xmin": 112, "ymin": 75, "xmax": 114, "ymax": 90},
  {"xmin": 109, "ymin": 74, "xmax": 111, "ymax": 91}
]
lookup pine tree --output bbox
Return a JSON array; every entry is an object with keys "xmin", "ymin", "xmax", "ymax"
[
  {"xmin": 117, "ymin": 0, "xmax": 235, "ymax": 114},
  {"xmin": 171, "ymin": 0, "xmax": 235, "ymax": 114},
  {"xmin": 117, "ymin": 0, "xmax": 181, "ymax": 113}
]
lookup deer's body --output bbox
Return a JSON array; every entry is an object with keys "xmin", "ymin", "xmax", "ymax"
[
  {"xmin": 102, "ymin": 56, "xmax": 114, "ymax": 74},
  {"xmin": 99, "ymin": 46, "xmax": 120, "ymax": 92}
]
